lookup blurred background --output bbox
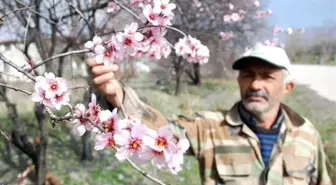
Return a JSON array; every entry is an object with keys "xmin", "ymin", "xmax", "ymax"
[{"xmin": 0, "ymin": 0, "xmax": 335, "ymax": 184}]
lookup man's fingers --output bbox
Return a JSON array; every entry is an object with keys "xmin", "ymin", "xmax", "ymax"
[
  {"xmin": 87, "ymin": 58, "xmax": 99, "ymax": 68},
  {"xmin": 91, "ymin": 65, "xmax": 119, "ymax": 76},
  {"xmin": 97, "ymin": 83, "xmax": 117, "ymax": 96},
  {"xmin": 93, "ymin": 72, "xmax": 115, "ymax": 85}
]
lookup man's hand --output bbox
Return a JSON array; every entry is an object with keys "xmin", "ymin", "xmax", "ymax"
[{"xmin": 87, "ymin": 59, "xmax": 123, "ymax": 108}]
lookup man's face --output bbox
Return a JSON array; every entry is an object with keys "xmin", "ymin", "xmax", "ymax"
[{"xmin": 237, "ymin": 59, "xmax": 290, "ymax": 115}]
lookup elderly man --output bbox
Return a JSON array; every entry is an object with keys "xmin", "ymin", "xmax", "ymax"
[{"xmin": 88, "ymin": 44, "xmax": 332, "ymax": 185}]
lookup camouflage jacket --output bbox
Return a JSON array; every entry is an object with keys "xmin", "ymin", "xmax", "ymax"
[{"xmin": 98, "ymin": 85, "xmax": 332, "ymax": 185}]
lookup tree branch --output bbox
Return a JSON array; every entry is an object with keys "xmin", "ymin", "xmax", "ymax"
[
  {"xmin": 15, "ymin": 0, "xmax": 58, "ymax": 25},
  {"xmin": 0, "ymin": 54, "xmax": 35, "ymax": 82},
  {"xmin": 29, "ymin": 49, "xmax": 90, "ymax": 71},
  {"xmin": 0, "ymin": 129, "xmax": 11, "ymax": 142},
  {"xmin": 0, "ymin": 6, "xmax": 35, "ymax": 20},
  {"xmin": 65, "ymin": 0, "xmax": 95, "ymax": 35},
  {"xmin": 0, "ymin": 83, "xmax": 32, "ymax": 96},
  {"xmin": 112, "ymin": 0, "xmax": 141, "ymax": 21}
]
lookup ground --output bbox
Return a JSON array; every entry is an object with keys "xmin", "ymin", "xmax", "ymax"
[{"xmin": 0, "ymin": 73, "xmax": 335, "ymax": 185}]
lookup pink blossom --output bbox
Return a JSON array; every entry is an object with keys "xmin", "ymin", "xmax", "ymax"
[
  {"xmin": 144, "ymin": 125, "xmax": 176, "ymax": 152},
  {"xmin": 223, "ymin": 14, "xmax": 231, "ymax": 23},
  {"xmin": 161, "ymin": 43, "xmax": 171, "ymax": 58},
  {"xmin": 141, "ymin": 147, "xmax": 166, "ymax": 168},
  {"xmin": 141, "ymin": 126, "xmax": 177, "ymax": 168},
  {"xmin": 254, "ymin": 1, "xmax": 260, "ymax": 7},
  {"xmin": 117, "ymin": 22, "xmax": 144, "ymax": 56},
  {"xmin": 84, "ymin": 36, "xmax": 102, "ymax": 49},
  {"xmin": 256, "ymin": 10, "xmax": 266, "ymax": 18},
  {"xmin": 174, "ymin": 35, "xmax": 209, "ymax": 64},
  {"xmin": 31, "ymin": 86, "xmax": 53, "ymax": 108},
  {"xmin": 231, "ymin": 13, "xmax": 241, "ymax": 22},
  {"xmin": 143, "ymin": 4, "xmax": 161, "ymax": 25},
  {"xmin": 94, "ymin": 132, "xmax": 115, "ymax": 150},
  {"xmin": 42, "ymin": 72, "xmax": 67, "ymax": 99},
  {"xmin": 219, "ymin": 31, "xmax": 234, "ymax": 41},
  {"xmin": 273, "ymin": 26, "xmax": 282, "ymax": 35},
  {"xmin": 167, "ymin": 129, "xmax": 190, "ymax": 174},
  {"xmin": 71, "ymin": 104, "xmax": 94, "ymax": 136},
  {"xmin": 31, "ymin": 73, "xmax": 69, "ymax": 110},
  {"xmin": 53, "ymin": 91, "xmax": 70, "ymax": 110},
  {"xmin": 105, "ymin": 34, "xmax": 124, "ymax": 63},
  {"xmin": 196, "ymin": 45, "xmax": 210, "ymax": 64},
  {"xmin": 228, "ymin": 3, "xmax": 234, "ymax": 10},
  {"xmin": 107, "ymin": 2, "xmax": 120, "ymax": 13},
  {"xmin": 174, "ymin": 37, "xmax": 189, "ymax": 56},
  {"xmin": 153, "ymin": 0, "xmax": 176, "ymax": 16},
  {"xmin": 87, "ymin": 94, "xmax": 101, "ymax": 127},
  {"xmin": 99, "ymin": 108, "xmax": 119, "ymax": 132},
  {"xmin": 114, "ymin": 123, "xmax": 149, "ymax": 162}
]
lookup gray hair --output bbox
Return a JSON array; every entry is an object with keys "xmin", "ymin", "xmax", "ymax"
[{"xmin": 283, "ymin": 69, "xmax": 292, "ymax": 84}]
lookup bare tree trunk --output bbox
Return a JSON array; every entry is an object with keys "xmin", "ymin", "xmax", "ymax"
[
  {"xmin": 193, "ymin": 63, "xmax": 201, "ymax": 85},
  {"xmin": 34, "ymin": 103, "xmax": 48, "ymax": 185},
  {"xmin": 81, "ymin": 131, "xmax": 93, "ymax": 161},
  {"xmin": 81, "ymin": 56, "xmax": 93, "ymax": 161},
  {"xmin": 174, "ymin": 57, "xmax": 183, "ymax": 95}
]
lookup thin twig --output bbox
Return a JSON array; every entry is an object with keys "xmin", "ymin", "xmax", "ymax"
[
  {"xmin": 0, "ymin": 129, "xmax": 11, "ymax": 142},
  {"xmin": 23, "ymin": 12, "xmax": 32, "ymax": 46},
  {"xmin": 125, "ymin": 158, "xmax": 167, "ymax": 185},
  {"xmin": 15, "ymin": 0, "xmax": 58, "ymax": 25},
  {"xmin": 113, "ymin": 0, "xmax": 141, "ymax": 21},
  {"xmin": 0, "ymin": 54, "xmax": 35, "ymax": 81},
  {"xmin": 15, "ymin": 165, "xmax": 35, "ymax": 184},
  {"xmin": 138, "ymin": 25, "xmax": 187, "ymax": 37},
  {"xmin": 69, "ymin": 85, "xmax": 90, "ymax": 91},
  {"xmin": 0, "ymin": 83, "xmax": 32, "ymax": 95},
  {"xmin": 0, "ymin": 71, "xmax": 21, "ymax": 79},
  {"xmin": 29, "ymin": 49, "xmax": 90, "ymax": 71},
  {"xmin": 0, "ymin": 6, "xmax": 35, "ymax": 19},
  {"xmin": 65, "ymin": 0, "xmax": 95, "ymax": 35}
]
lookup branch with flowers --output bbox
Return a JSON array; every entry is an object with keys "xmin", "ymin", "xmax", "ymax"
[
  {"xmin": 0, "ymin": 0, "xmax": 208, "ymax": 184},
  {"xmin": 0, "ymin": 0, "xmax": 307, "ymax": 184}
]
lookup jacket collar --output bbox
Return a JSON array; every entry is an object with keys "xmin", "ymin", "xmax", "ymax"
[{"xmin": 225, "ymin": 102, "xmax": 305, "ymax": 128}]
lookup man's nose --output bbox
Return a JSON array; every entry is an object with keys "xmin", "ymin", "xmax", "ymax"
[{"xmin": 250, "ymin": 77, "xmax": 264, "ymax": 90}]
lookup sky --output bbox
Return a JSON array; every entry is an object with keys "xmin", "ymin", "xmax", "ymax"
[{"xmin": 268, "ymin": 0, "xmax": 336, "ymax": 28}]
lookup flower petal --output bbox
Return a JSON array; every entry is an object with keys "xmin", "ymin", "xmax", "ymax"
[
  {"xmin": 115, "ymin": 147, "xmax": 129, "ymax": 161},
  {"xmin": 131, "ymin": 123, "xmax": 148, "ymax": 138},
  {"xmin": 72, "ymin": 124, "xmax": 86, "ymax": 136}
]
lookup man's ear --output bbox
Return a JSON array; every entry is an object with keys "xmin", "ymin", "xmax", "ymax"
[{"xmin": 283, "ymin": 81, "xmax": 294, "ymax": 96}]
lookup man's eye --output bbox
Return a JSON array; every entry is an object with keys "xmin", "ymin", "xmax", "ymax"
[{"xmin": 243, "ymin": 73, "xmax": 253, "ymax": 77}]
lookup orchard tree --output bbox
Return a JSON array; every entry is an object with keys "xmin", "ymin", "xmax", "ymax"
[{"xmin": 0, "ymin": 0, "xmax": 304, "ymax": 184}]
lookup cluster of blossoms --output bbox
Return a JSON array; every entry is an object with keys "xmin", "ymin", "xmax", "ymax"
[
  {"xmin": 106, "ymin": 2, "xmax": 120, "ymax": 13},
  {"xmin": 87, "ymin": 0, "xmax": 208, "ymax": 66},
  {"xmin": 31, "ymin": 73, "xmax": 69, "ymax": 110},
  {"xmin": 174, "ymin": 36, "xmax": 210, "ymax": 64},
  {"xmin": 262, "ymin": 38, "xmax": 284, "ymax": 48},
  {"xmin": 219, "ymin": 31, "xmax": 234, "ymax": 41},
  {"xmin": 31, "ymin": 73, "xmax": 190, "ymax": 174},
  {"xmin": 273, "ymin": 26, "xmax": 305, "ymax": 35},
  {"xmin": 69, "ymin": 94, "xmax": 190, "ymax": 174}
]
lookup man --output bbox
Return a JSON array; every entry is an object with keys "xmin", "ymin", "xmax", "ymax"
[{"xmin": 88, "ymin": 44, "xmax": 332, "ymax": 185}]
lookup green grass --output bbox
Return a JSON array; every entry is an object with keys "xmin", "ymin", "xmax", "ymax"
[{"xmin": 0, "ymin": 78, "xmax": 335, "ymax": 184}]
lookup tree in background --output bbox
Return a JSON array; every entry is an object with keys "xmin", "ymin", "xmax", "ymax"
[{"xmin": 0, "ymin": 0, "xmax": 307, "ymax": 184}]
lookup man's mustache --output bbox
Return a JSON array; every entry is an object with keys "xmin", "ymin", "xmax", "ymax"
[{"xmin": 244, "ymin": 90, "xmax": 269, "ymax": 100}]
